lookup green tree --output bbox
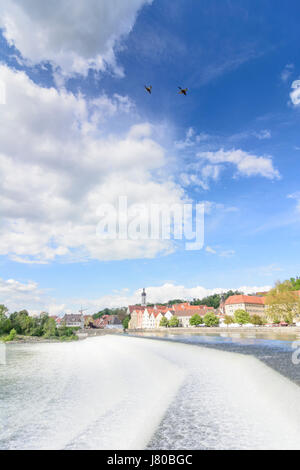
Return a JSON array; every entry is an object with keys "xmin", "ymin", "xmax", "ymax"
[
  {"xmin": 160, "ymin": 317, "xmax": 169, "ymax": 327},
  {"xmin": 189, "ymin": 314, "xmax": 203, "ymax": 327},
  {"xmin": 191, "ymin": 291, "xmax": 243, "ymax": 309},
  {"xmin": 265, "ymin": 281, "xmax": 300, "ymax": 324},
  {"xmin": 0, "ymin": 308, "xmax": 11, "ymax": 335},
  {"xmin": 169, "ymin": 316, "xmax": 180, "ymax": 327},
  {"xmin": 0, "ymin": 305, "xmax": 9, "ymax": 316},
  {"xmin": 43, "ymin": 317, "xmax": 57, "ymax": 338},
  {"xmin": 203, "ymin": 313, "xmax": 219, "ymax": 327},
  {"xmin": 250, "ymin": 315, "xmax": 263, "ymax": 326},
  {"xmin": 224, "ymin": 315, "xmax": 234, "ymax": 325},
  {"xmin": 290, "ymin": 277, "xmax": 300, "ymax": 291},
  {"xmin": 10, "ymin": 310, "xmax": 32, "ymax": 335},
  {"xmin": 122, "ymin": 315, "xmax": 131, "ymax": 330},
  {"xmin": 234, "ymin": 309, "xmax": 251, "ymax": 325}
]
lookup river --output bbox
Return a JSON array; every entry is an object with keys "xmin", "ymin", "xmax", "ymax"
[{"xmin": 1, "ymin": 333, "xmax": 300, "ymax": 450}]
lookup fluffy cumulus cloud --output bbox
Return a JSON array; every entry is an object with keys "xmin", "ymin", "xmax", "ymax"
[
  {"xmin": 290, "ymin": 80, "xmax": 300, "ymax": 107},
  {"xmin": 0, "ymin": 277, "xmax": 45, "ymax": 314},
  {"xmin": 197, "ymin": 148, "xmax": 280, "ymax": 182},
  {"xmin": 0, "ymin": 65, "xmax": 185, "ymax": 263},
  {"xmin": 0, "ymin": 0, "xmax": 152, "ymax": 77}
]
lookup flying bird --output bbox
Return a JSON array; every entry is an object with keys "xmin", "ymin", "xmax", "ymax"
[
  {"xmin": 145, "ymin": 85, "xmax": 152, "ymax": 94},
  {"xmin": 178, "ymin": 87, "xmax": 188, "ymax": 96}
]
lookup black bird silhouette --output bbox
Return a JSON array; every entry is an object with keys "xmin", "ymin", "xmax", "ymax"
[
  {"xmin": 178, "ymin": 87, "xmax": 188, "ymax": 96},
  {"xmin": 145, "ymin": 85, "xmax": 152, "ymax": 94}
]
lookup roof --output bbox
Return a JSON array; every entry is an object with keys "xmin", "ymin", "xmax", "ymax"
[
  {"xmin": 128, "ymin": 305, "xmax": 146, "ymax": 313},
  {"xmin": 225, "ymin": 295, "xmax": 265, "ymax": 306},
  {"xmin": 173, "ymin": 303, "xmax": 190, "ymax": 310},
  {"xmin": 63, "ymin": 314, "xmax": 83, "ymax": 322},
  {"xmin": 107, "ymin": 316, "xmax": 122, "ymax": 325},
  {"xmin": 174, "ymin": 309, "xmax": 206, "ymax": 317}
]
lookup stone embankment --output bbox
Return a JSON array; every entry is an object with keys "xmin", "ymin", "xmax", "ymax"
[{"xmin": 127, "ymin": 326, "xmax": 300, "ymax": 335}]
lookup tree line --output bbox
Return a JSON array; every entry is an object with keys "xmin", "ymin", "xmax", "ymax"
[{"xmin": 0, "ymin": 306, "xmax": 78, "ymax": 342}]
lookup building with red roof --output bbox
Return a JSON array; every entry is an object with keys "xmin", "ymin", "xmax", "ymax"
[{"xmin": 225, "ymin": 295, "xmax": 266, "ymax": 317}]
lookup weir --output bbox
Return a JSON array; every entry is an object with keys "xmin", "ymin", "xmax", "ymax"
[{"xmin": 1, "ymin": 335, "xmax": 300, "ymax": 450}]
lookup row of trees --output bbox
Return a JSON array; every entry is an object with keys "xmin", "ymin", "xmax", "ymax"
[
  {"xmin": 160, "ymin": 313, "xmax": 220, "ymax": 328},
  {"xmin": 0, "ymin": 306, "xmax": 78, "ymax": 342},
  {"xmin": 224, "ymin": 310, "xmax": 263, "ymax": 326},
  {"xmin": 191, "ymin": 291, "xmax": 243, "ymax": 309}
]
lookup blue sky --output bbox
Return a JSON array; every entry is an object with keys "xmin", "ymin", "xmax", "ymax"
[{"xmin": 0, "ymin": 0, "xmax": 299, "ymax": 314}]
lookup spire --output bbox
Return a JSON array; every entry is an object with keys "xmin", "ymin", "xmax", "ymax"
[{"xmin": 141, "ymin": 288, "xmax": 147, "ymax": 307}]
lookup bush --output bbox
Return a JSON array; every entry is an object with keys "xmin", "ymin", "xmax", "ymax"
[
  {"xmin": 57, "ymin": 326, "xmax": 76, "ymax": 337},
  {"xmin": 250, "ymin": 315, "xmax": 263, "ymax": 326},
  {"xmin": 224, "ymin": 315, "xmax": 234, "ymax": 325},
  {"xmin": 2, "ymin": 328, "xmax": 17, "ymax": 342},
  {"xmin": 190, "ymin": 314, "xmax": 203, "ymax": 327},
  {"xmin": 234, "ymin": 309, "xmax": 250, "ymax": 325},
  {"xmin": 203, "ymin": 313, "xmax": 219, "ymax": 327},
  {"xmin": 59, "ymin": 335, "xmax": 79, "ymax": 342}
]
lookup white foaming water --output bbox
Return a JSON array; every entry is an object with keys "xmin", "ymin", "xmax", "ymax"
[{"xmin": 1, "ymin": 335, "xmax": 300, "ymax": 450}]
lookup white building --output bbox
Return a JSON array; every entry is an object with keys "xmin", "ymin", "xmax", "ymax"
[{"xmin": 225, "ymin": 295, "xmax": 265, "ymax": 317}]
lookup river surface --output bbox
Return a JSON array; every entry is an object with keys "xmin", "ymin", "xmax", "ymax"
[{"xmin": 1, "ymin": 333, "xmax": 300, "ymax": 450}]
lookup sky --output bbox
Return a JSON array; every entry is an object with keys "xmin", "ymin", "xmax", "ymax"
[{"xmin": 0, "ymin": 0, "xmax": 300, "ymax": 315}]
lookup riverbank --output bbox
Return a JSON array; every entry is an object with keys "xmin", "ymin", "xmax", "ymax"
[
  {"xmin": 0, "ymin": 335, "xmax": 80, "ymax": 344},
  {"xmin": 1, "ymin": 328, "xmax": 124, "ymax": 344},
  {"xmin": 128, "ymin": 326, "xmax": 300, "ymax": 335}
]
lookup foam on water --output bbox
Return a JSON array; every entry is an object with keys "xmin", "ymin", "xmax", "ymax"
[{"xmin": 1, "ymin": 335, "xmax": 300, "ymax": 450}]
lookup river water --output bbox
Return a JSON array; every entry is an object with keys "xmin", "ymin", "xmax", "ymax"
[{"xmin": 1, "ymin": 333, "xmax": 300, "ymax": 450}]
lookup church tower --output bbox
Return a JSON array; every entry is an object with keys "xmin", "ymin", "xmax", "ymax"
[{"xmin": 141, "ymin": 288, "xmax": 147, "ymax": 307}]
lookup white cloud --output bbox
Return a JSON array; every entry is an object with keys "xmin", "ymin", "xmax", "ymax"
[
  {"xmin": 175, "ymin": 128, "xmax": 211, "ymax": 150},
  {"xmin": 288, "ymin": 192, "xmax": 300, "ymax": 212},
  {"xmin": 0, "ymin": 278, "xmax": 273, "ymax": 315},
  {"xmin": 0, "ymin": 0, "xmax": 152, "ymax": 77},
  {"xmin": 180, "ymin": 164, "xmax": 223, "ymax": 190},
  {"xmin": 229, "ymin": 129, "xmax": 271, "ymax": 142},
  {"xmin": 197, "ymin": 148, "xmax": 280, "ymax": 181},
  {"xmin": 205, "ymin": 246, "xmax": 217, "ymax": 254},
  {"xmin": 281, "ymin": 63, "xmax": 294, "ymax": 82},
  {"xmin": 290, "ymin": 80, "xmax": 300, "ymax": 106},
  {"xmin": 0, "ymin": 277, "xmax": 44, "ymax": 313},
  {"xmin": 0, "ymin": 65, "xmax": 185, "ymax": 263},
  {"xmin": 205, "ymin": 246, "xmax": 235, "ymax": 257},
  {"xmin": 254, "ymin": 129, "xmax": 271, "ymax": 140},
  {"xmin": 78, "ymin": 283, "xmax": 272, "ymax": 310}
]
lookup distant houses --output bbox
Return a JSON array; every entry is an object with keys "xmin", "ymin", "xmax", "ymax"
[
  {"xmin": 128, "ymin": 302, "xmax": 216, "ymax": 330},
  {"xmin": 62, "ymin": 314, "xmax": 85, "ymax": 329}
]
